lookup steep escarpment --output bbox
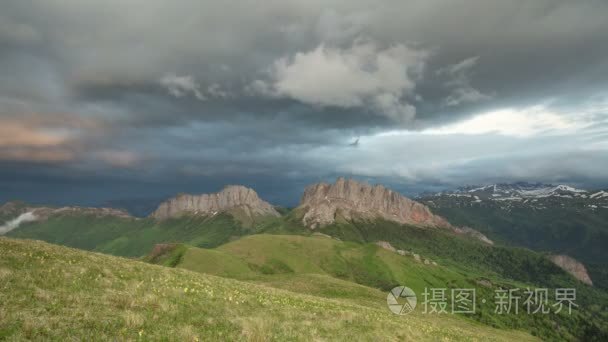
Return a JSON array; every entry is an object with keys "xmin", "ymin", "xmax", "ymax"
[
  {"xmin": 549, "ymin": 255, "xmax": 593, "ymax": 286},
  {"xmin": 298, "ymin": 178, "xmax": 451, "ymax": 229},
  {"xmin": 151, "ymin": 185, "xmax": 279, "ymax": 220},
  {"xmin": 297, "ymin": 178, "xmax": 492, "ymax": 244}
]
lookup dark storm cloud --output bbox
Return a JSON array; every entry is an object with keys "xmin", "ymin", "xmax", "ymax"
[{"xmin": 1, "ymin": 0, "xmax": 608, "ymax": 206}]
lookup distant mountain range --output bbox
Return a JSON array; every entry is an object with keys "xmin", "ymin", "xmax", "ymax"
[
  {"xmin": 421, "ymin": 182, "xmax": 608, "ymax": 210},
  {"xmin": 2, "ymin": 178, "xmax": 608, "ymax": 339},
  {"xmin": 418, "ymin": 182, "xmax": 608, "ymax": 290},
  {"xmin": 0, "ymin": 178, "xmax": 492, "ymax": 244},
  {"xmin": 1, "ymin": 179, "xmax": 606, "ymax": 288}
]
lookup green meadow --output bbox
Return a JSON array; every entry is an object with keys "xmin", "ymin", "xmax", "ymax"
[
  {"xmin": 0, "ymin": 237, "xmax": 537, "ymax": 341},
  {"xmin": 4, "ymin": 210, "xmax": 608, "ymax": 340}
]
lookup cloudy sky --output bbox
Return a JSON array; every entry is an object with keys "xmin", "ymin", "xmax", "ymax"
[{"xmin": 1, "ymin": 0, "xmax": 608, "ymax": 208}]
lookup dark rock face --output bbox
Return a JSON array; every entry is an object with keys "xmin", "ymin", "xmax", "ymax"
[
  {"xmin": 298, "ymin": 178, "xmax": 451, "ymax": 229},
  {"xmin": 151, "ymin": 185, "xmax": 279, "ymax": 220}
]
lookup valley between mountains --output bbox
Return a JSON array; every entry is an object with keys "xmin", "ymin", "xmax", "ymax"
[{"xmin": 1, "ymin": 178, "xmax": 607, "ymax": 340}]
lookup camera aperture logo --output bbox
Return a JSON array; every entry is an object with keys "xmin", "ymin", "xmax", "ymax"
[{"xmin": 387, "ymin": 286, "xmax": 417, "ymax": 315}]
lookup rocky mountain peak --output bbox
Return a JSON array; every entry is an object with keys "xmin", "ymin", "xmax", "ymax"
[
  {"xmin": 298, "ymin": 177, "xmax": 452, "ymax": 229},
  {"xmin": 151, "ymin": 185, "xmax": 279, "ymax": 220}
]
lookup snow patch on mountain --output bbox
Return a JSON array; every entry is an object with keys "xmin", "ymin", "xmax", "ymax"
[
  {"xmin": 420, "ymin": 182, "xmax": 608, "ymax": 211},
  {"xmin": 441, "ymin": 183, "xmax": 589, "ymax": 200},
  {"xmin": 590, "ymin": 191, "xmax": 608, "ymax": 199}
]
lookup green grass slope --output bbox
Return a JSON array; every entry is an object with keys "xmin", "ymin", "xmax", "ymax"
[
  {"xmin": 6, "ymin": 212, "xmax": 257, "ymax": 257},
  {"xmin": 421, "ymin": 204, "xmax": 608, "ymax": 289},
  {"xmin": 0, "ymin": 237, "xmax": 537, "ymax": 341},
  {"xmin": 313, "ymin": 218, "xmax": 596, "ymax": 288},
  {"xmin": 150, "ymin": 235, "xmax": 482, "ymax": 300},
  {"xmin": 5, "ymin": 208, "xmax": 608, "ymax": 339},
  {"xmin": 149, "ymin": 234, "xmax": 608, "ymax": 341}
]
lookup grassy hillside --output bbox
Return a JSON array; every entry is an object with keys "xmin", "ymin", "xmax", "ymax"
[
  {"xmin": 8, "ymin": 206, "xmax": 607, "ymax": 288},
  {"xmin": 427, "ymin": 205, "xmax": 608, "ymax": 261},
  {"xmin": 6, "ymin": 212, "xmax": 258, "ymax": 257},
  {"xmin": 420, "ymin": 204, "xmax": 608, "ymax": 289},
  {"xmin": 0, "ymin": 237, "xmax": 537, "ymax": 341},
  {"xmin": 149, "ymin": 234, "xmax": 608, "ymax": 340},
  {"xmin": 7, "ymin": 207, "xmax": 606, "ymax": 297},
  {"xmin": 311, "ymin": 218, "xmax": 595, "ymax": 288},
  {"xmin": 5, "ymin": 209, "xmax": 608, "ymax": 339}
]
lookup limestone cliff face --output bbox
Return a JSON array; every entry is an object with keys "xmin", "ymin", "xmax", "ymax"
[
  {"xmin": 298, "ymin": 178, "xmax": 452, "ymax": 229},
  {"xmin": 549, "ymin": 255, "xmax": 593, "ymax": 286},
  {"xmin": 151, "ymin": 185, "xmax": 279, "ymax": 220}
]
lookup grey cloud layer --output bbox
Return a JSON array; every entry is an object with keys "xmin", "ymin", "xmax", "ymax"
[{"xmin": 1, "ymin": 0, "xmax": 608, "ymax": 205}]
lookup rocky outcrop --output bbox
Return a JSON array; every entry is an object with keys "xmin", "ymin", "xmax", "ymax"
[
  {"xmin": 476, "ymin": 278, "xmax": 493, "ymax": 288},
  {"xmin": 549, "ymin": 255, "xmax": 593, "ymax": 286},
  {"xmin": 151, "ymin": 185, "xmax": 279, "ymax": 220},
  {"xmin": 376, "ymin": 241, "xmax": 397, "ymax": 252},
  {"xmin": 297, "ymin": 178, "xmax": 493, "ymax": 244},
  {"xmin": 452, "ymin": 226, "xmax": 494, "ymax": 245},
  {"xmin": 298, "ymin": 178, "xmax": 452, "ymax": 229},
  {"xmin": 375, "ymin": 241, "xmax": 438, "ymax": 265}
]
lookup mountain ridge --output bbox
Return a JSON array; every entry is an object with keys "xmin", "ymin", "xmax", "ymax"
[
  {"xmin": 0, "ymin": 201, "xmax": 134, "ymax": 234},
  {"xmin": 298, "ymin": 177, "xmax": 451, "ymax": 228},
  {"xmin": 417, "ymin": 181, "xmax": 608, "ymax": 290},
  {"xmin": 421, "ymin": 182, "xmax": 608, "ymax": 208},
  {"xmin": 297, "ymin": 177, "xmax": 492, "ymax": 244},
  {"xmin": 150, "ymin": 185, "xmax": 280, "ymax": 220},
  {"xmin": 1, "ymin": 179, "xmax": 494, "ymax": 245}
]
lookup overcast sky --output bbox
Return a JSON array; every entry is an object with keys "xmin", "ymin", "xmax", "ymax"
[{"xmin": 1, "ymin": 0, "xmax": 608, "ymax": 207}]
